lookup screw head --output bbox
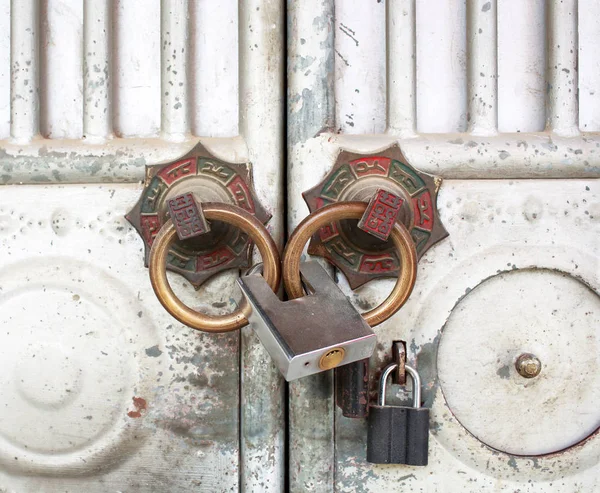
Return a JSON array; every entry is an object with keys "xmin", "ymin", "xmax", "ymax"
[
  {"xmin": 515, "ymin": 353, "xmax": 542, "ymax": 378},
  {"xmin": 319, "ymin": 348, "xmax": 345, "ymax": 370}
]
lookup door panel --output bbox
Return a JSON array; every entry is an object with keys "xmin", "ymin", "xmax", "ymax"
[
  {"xmin": 1, "ymin": 0, "xmax": 599, "ymax": 491},
  {"xmin": 0, "ymin": 184, "xmax": 240, "ymax": 492},
  {"xmin": 288, "ymin": 0, "xmax": 600, "ymax": 492},
  {"xmin": 334, "ymin": 179, "xmax": 600, "ymax": 492},
  {"xmin": 0, "ymin": 1, "xmax": 284, "ymax": 491}
]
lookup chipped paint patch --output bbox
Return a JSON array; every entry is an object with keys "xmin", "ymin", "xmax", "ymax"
[
  {"xmin": 127, "ymin": 397, "xmax": 147, "ymax": 419},
  {"xmin": 330, "ymin": 181, "xmax": 600, "ymax": 491},
  {"xmin": 145, "ymin": 345, "xmax": 163, "ymax": 358}
]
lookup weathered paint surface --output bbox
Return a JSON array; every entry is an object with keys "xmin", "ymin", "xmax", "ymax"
[
  {"xmin": 287, "ymin": 0, "xmax": 335, "ymax": 148},
  {"xmin": 0, "ymin": 136, "xmax": 248, "ymax": 184},
  {"xmin": 334, "ymin": 0, "xmax": 386, "ymax": 135},
  {"xmin": 160, "ymin": 0, "xmax": 190, "ymax": 141},
  {"xmin": 1, "ymin": 0, "xmax": 600, "ymax": 491},
  {"xmin": 0, "ymin": 185, "xmax": 240, "ymax": 491},
  {"xmin": 83, "ymin": 0, "xmax": 112, "ymax": 141},
  {"xmin": 288, "ymin": 1, "xmax": 600, "ymax": 492},
  {"xmin": 467, "ymin": 0, "xmax": 497, "ymax": 136},
  {"xmin": 334, "ymin": 180, "xmax": 600, "ymax": 492},
  {"xmin": 579, "ymin": 0, "xmax": 600, "ymax": 132},
  {"xmin": 288, "ymin": 2, "xmax": 337, "ymax": 491},
  {"xmin": 416, "ymin": 0, "xmax": 468, "ymax": 134},
  {"xmin": 497, "ymin": 0, "xmax": 546, "ymax": 132},
  {"xmin": 40, "ymin": 0, "xmax": 84, "ymax": 139},
  {"xmin": 438, "ymin": 269, "xmax": 599, "ymax": 456},
  {"xmin": 0, "ymin": 0, "xmax": 285, "ymax": 491},
  {"xmin": 239, "ymin": 0, "xmax": 286, "ymax": 491}
]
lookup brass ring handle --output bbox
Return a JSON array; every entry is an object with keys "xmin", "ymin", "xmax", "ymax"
[
  {"xmin": 282, "ymin": 202, "xmax": 417, "ymax": 327},
  {"xmin": 149, "ymin": 202, "xmax": 281, "ymax": 333}
]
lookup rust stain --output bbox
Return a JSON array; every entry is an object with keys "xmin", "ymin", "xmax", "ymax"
[{"xmin": 127, "ymin": 396, "xmax": 147, "ymax": 418}]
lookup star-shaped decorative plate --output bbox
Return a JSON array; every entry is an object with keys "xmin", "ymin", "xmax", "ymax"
[
  {"xmin": 302, "ymin": 144, "xmax": 448, "ymax": 289},
  {"xmin": 126, "ymin": 142, "xmax": 271, "ymax": 288}
]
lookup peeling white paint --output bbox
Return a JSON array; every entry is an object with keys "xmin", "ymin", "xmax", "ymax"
[
  {"xmin": 335, "ymin": 180, "xmax": 600, "ymax": 492},
  {"xmin": 0, "ymin": 1, "xmax": 285, "ymax": 491},
  {"xmin": 288, "ymin": 2, "xmax": 600, "ymax": 492}
]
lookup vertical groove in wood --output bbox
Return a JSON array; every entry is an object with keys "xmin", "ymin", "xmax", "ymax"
[
  {"xmin": 334, "ymin": 0, "xmax": 386, "ymax": 134},
  {"xmin": 189, "ymin": 0, "xmax": 239, "ymax": 137},
  {"xmin": 578, "ymin": 0, "xmax": 600, "ymax": 131},
  {"xmin": 84, "ymin": 0, "xmax": 112, "ymax": 141},
  {"xmin": 546, "ymin": 0, "xmax": 579, "ymax": 136},
  {"xmin": 0, "ymin": 0, "xmax": 10, "ymax": 139},
  {"xmin": 288, "ymin": 0, "xmax": 335, "ymax": 146},
  {"xmin": 467, "ymin": 0, "xmax": 498, "ymax": 135},
  {"xmin": 10, "ymin": 0, "xmax": 39, "ymax": 142},
  {"xmin": 497, "ymin": 0, "xmax": 546, "ymax": 132},
  {"xmin": 287, "ymin": 0, "xmax": 336, "ymax": 491},
  {"xmin": 113, "ymin": 0, "xmax": 161, "ymax": 137},
  {"xmin": 387, "ymin": 0, "xmax": 416, "ymax": 137},
  {"xmin": 239, "ymin": 0, "xmax": 285, "ymax": 491},
  {"xmin": 160, "ymin": 0, "xmax": 190, "ymax": 141},
  {"xmin": 416, "ymin": 0, "xmax": 468, "ymax": 133}
]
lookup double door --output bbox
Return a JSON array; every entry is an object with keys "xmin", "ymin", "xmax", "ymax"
[{"xmin": 0, "ymin": 1, "xmax": 598, "ymax": 492}]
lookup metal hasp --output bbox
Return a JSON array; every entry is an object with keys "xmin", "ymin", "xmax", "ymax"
[
  {"xmin": 336, "ymin": 339, "xmax": 407, "ymax": 419},
  {"xmin": 303, "ymin": 144, "xmax": 448, "ymax": 288},
  {"xmin": 126, "ymin": 141, "xmax": 271, "ymax": 288},
  {"xmin": 367, "ymin": 363, "xmax": 429, "ymax": 466},
  {"xmin": 237, "ymin": 262, "xmax": 377, "ymax": 381},
  {"xmin": 335, "ymin": 358, "xmax": 370, "ymax": 418},
  {"xmin": 392, "ymin": 340, "xmax": 407, "ymax": 385}
]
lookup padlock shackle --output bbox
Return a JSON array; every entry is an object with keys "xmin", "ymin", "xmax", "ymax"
[{"xmin": 378, "ymin": 363, "xmax": 421, "ymax": 409}]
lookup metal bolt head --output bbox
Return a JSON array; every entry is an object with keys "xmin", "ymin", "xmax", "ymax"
[
  {"xmin": 515, "ymin": 353, "xmax": 542, "ymax": 378},
  {"xmin": 319, "ymin": 348, "xmax": 345, "ymax": 370}
]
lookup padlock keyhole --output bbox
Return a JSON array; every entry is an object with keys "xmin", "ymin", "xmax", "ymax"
[{"xmin": 319, "ymin": 348, "xmax": 345, "ymax": 370}]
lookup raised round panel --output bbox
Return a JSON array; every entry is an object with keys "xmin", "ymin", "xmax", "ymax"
[
  {"xmin": 437, "ymin": 269, "xmax": 600, "ymax": 456},
  {"xmin": 0, "ymin": 287, "xmax": 131, "ymax": 454},
  {"xmin": 0, "ymin": 258, "xmax": 160, "ymax": 474}
]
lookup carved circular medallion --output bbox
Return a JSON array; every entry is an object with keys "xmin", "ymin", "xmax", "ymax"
[
  {"xmin": 438, "ymin": 269, "xmax": 600, "ymax": 456},
  {"xmin": 407, "ymin": 246, "xmax": 600, "ymax": 480},
  {"xmin": 0, "ymin": 258, "xmax": 160, "ymax": 474}
]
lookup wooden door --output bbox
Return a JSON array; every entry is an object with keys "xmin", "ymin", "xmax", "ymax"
[
  {"xmin": 0, "ymin": 1, "xmax": 285, "ymax": 491},
  {"xmin": 288, "ymin": 1, "xmax": 600, "ymax": 491}
]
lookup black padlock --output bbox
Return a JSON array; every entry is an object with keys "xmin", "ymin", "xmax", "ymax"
[{"xmin": 367, "ymin": 363, "xmax": 429, "ymax": 466}]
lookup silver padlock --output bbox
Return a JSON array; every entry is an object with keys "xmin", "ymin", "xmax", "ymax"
[{"xmin": 237, "ymin": 262, "xmax": 376, "ymax": 381}]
